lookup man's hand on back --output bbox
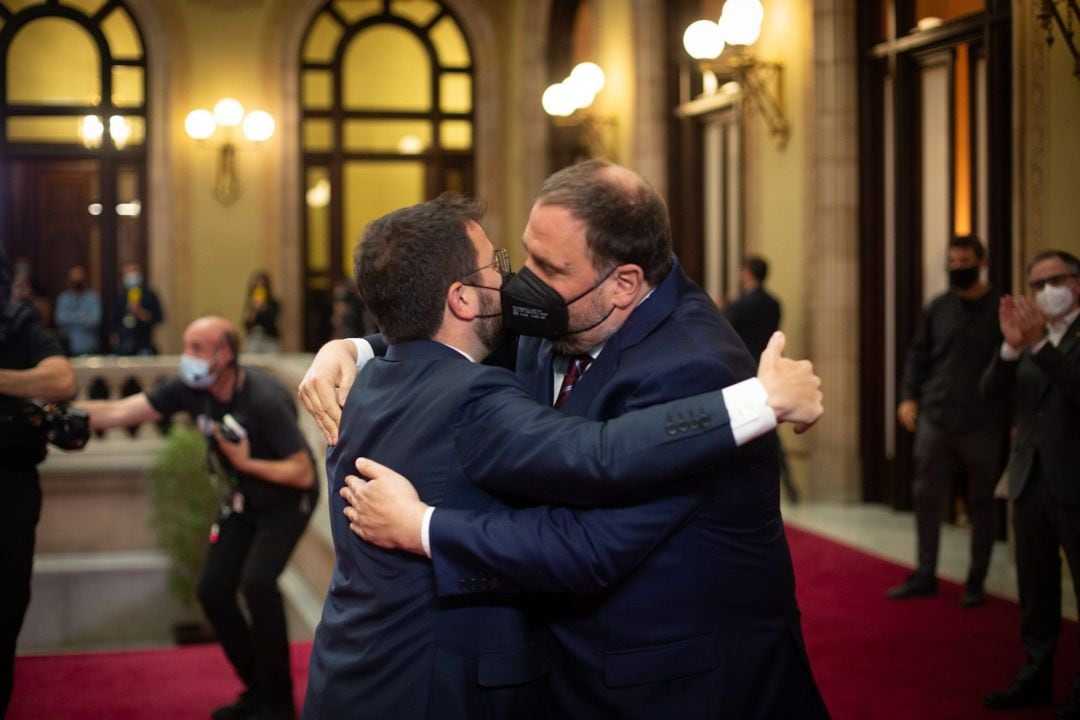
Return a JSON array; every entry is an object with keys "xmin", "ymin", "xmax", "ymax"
[
  {"xmin": 756, "ymin": 332, "xmax": 823, "ymax": 434},
  {"xmin": 341, "ymin": 457, "xmax": 429, "ymax": 556},
  {"xmin": 298, "ymin": 339, "xmax": 359, "ymax": 445}
]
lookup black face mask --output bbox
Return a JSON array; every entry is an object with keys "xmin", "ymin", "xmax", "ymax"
[
  {"xmin": 948, "ymin": 266, "xmax": 979, "ymax": 290},
  {"xmin": 499, "ymin": 266, "xmax": 614, "ymax": 340}
]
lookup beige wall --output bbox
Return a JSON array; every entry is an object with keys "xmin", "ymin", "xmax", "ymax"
[
  {"xmin": 746, "ymin": 0, "xmax": 812, "ymax": 362},
  {"xmin": 1045, "ymin": 20, "xmax": 1080, "ymax": 261}
]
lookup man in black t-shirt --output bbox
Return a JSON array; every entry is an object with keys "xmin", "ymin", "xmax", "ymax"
[
  {"xmin": 0, "ymin": 283, "xmax": 77, "ymax": 718},
  {"xmin": 888, "ymin": 235, "xmax": 1008, "ymax": 608},
  {"xmin": 80, "ymin": 315, "xmax": 316, "ymax": 720}
]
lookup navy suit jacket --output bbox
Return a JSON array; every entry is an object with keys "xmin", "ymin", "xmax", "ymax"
[
  {"xmin": 303, "ymin": 337, "xmax": 756, "ymax": 719},
  {"xmin": 429, "ymin": 261, "xmax": 829, "ymax": 719}
]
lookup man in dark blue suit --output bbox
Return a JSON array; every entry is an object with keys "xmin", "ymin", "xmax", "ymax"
[
  {"xmin": 302, "ymin": 192, "xmax": 822, "ymax": 719},
  {"xmin": 329, "ymin": 162, "xmax": 829, "ymax": 718}
]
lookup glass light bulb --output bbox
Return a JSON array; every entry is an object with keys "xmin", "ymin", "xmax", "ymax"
[
  {"xmin": 214, "ymin": 98, "xmax": 245, "ymax": 128},
  {"xmin": 185, "ymin": 109, "xmax": 216, "ymax": 140},
  {"xmin": 541, "ymin": 83, "xmax": 574, "ymax": 117},
  {"xmin": 242, "ymin": 110, "xmax": 275, "ymax": 142},
  {"xmin": 569, "ymin": 62, "xmax": 606, "ymax": 95},
  {"xmin": 720, "ymin": 0, "xmax": 764, "ymax": 47},
  {"xmin": 683, "ymin": 20, "xmax": 725, "ymax": 60}
]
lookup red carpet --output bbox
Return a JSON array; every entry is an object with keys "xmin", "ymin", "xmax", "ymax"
[
  {"xmin": 8, "ymin": 525, "xmax": 1077, "ymax": 719},
  {"xmin": 790, "ymin": 524, "xmax": 1078, "ymax": 720}
]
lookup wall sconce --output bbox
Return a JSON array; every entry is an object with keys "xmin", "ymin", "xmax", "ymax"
[
  {"xmin": 1037, "ymin": 0, "xmax": 1080, "ymax": 80},
  {"xmin": 78, "ymin": 114, "xmax": 132, "ymax": 149},
  {"xmin": 184, "ymin": 98, "xmax": 275, "ymax": 206},
  {"xmin": 683, "ymin": 0, "xmax": 789, "ymax": 147},
  {"xmin": 541, "ymin": 62, "xmax": 616, "ymax": 160}
]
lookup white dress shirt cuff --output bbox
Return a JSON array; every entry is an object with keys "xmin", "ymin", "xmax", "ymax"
[
  {"xmin": 722, "ymin": 378, "xmax": 778, "ymax": 446},
  {"xmin": 421, "ymin": 506, "xmax": 435, "ymax": 558},
  {"xmin": 351, "ymin": 338, "xmax": 375, "ymax": 370},
  {"xmin": 999, "ymin": 341, "xmax": 1022, "ymax": 361}
]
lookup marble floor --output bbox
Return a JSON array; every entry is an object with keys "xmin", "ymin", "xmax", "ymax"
[{"xmin": 782, "ymin": 501, "xmax": 1078, "ymax": 621}]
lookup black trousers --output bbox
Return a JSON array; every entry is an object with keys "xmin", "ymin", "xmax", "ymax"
[
  {"xmin": 0, "ymin": 466, "xmax": 41, "ymax": 719},
  {"xmin": 197, "ymin": 493, "xmax": 314, "ymax": 705},
  {"xmin": 911, "ymin": 422, "xmax": 1004, "ymax": 584},
  {"xmin": 1013, "ymin": 459, "xmax": 1080, "ymax": 693}
]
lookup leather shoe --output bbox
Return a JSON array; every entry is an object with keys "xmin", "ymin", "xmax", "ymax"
[
  {"xmin": 1057, "ymin": 696, "xmax": 1080, "ymax": 719},
  {"xmin": 212, "ymin": 690, "xmax": 262, "ymax": 720},
  {"xmin": 983, "ymin": 680, "xmax": 1052, "ymax": 709},
  {"xmin": 886, "ymin": 572, "xmax": 937, "ymax": 600},
  {"xmin": 961, "ymin": 583, "xmax": 986, "ymax": 608}
]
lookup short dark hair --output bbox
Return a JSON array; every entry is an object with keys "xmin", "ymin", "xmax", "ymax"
[
  {"xmin": 354, "ymin": 193, "xmax": 485, "ymax": 344},
  {"xmin": 1028, "ymin": 249, "xmax": 1080, "ymax": 276},
  {"xmin": 535, "ymin": 160, "xmax": 673, "ymax": 286},
  {"xmin": 743, "ymin": 256, "xmax": 768, "ymax": 283},
  {"xmin": 949, "ymin": 235, "xmax": 985, "ymax": 260}
]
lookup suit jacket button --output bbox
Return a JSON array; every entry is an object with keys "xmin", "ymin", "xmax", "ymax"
[
  {"xmin": 678, "ymin": 420, "xmax": 689, "ymax": 433},
  {"xmin": 666, "ymin": 421, "xmax": 676, "ymax": 435}
]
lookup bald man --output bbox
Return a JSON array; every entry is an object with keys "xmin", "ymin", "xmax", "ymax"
[{"xmin": 80, "ymin": 316, "xmax": 316, "ymax": 720}]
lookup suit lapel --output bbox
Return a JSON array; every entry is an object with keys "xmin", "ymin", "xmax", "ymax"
[{"xmin": 1029, "ymin": 313, "xmax": 1080, "ymax": 406}]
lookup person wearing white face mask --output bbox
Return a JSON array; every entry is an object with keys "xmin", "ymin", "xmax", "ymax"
[
  {"xmin": 981, "ymin": 250, "xmax": 1080, "ymax": 718},
  {"xmin": 79, "ymin": 315, "xmax": 317, "ymax": 720}
]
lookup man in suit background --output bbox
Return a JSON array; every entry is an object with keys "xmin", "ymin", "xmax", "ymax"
[
  {"xmin": 722, "ymin": 254, "xmax": 799, "ymax": 503},
  {"xmin": 723, "ymin": 255, "xmax": 782, "ymax": 362},
  {"xmin": 981, "ymin": 250, "xmax": 1080, "ymax": 718},
  {"xmin": 331, "ymin": 161, "xmax": 829, "ymax": 719},
  {"xmin": 302, "ymin": 191, "xmax": 823, "ymax": 719}
]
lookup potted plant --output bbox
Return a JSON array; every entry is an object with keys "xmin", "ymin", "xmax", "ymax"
[{"xmin": 146, "ymin": 426, "xmax": 220, "ymax": 644}]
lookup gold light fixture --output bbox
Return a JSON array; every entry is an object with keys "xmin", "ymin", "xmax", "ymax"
[
  {"xmin": 541, "ymin": 62, "xmax": 616, "ymax": 160},
  {"xmin": 1038, "ymin": 0, "xmax": 1080, "ymax": 80},
  {"xmin": 683, "ymin": 0, "xmax": 789, "ymax": 147},
  {"xmin": 184, "ymin": 98, "xmax": 276, "ymax": 205}
]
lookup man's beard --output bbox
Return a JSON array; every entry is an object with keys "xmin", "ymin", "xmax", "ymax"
[
  {"xmin": 476, "ymin": 290, "xmax": 507, "ymax": 353},
  {"xmin": 551, "ymin": 291, "xmax": 613, "ymax": 355}
]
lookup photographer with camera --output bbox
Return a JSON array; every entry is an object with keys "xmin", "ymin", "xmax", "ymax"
[
  {"xmin": 0, "ymin": 254, "xmax": 77, "ymax": 718},
  {"xmin": 79, "ymin": 315, "xmax": 316, "ymax": 720}
]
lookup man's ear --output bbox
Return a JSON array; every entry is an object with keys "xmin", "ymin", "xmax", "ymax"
[
  {"xmin": 609, "ymin": 264, "xmax": 645, "ymax": 309},
  {"xmin": 446, "ymin": 281, "xmax": 476, "ymax": 321}
]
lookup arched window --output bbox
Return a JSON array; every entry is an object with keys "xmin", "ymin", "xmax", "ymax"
[
  {"xmin": 0, "ymin": 0, "xmax": 148, "ymax": 337},
  {"xmin": 300, "ymin": 0, "xmax": 475, "ymax": 349}
]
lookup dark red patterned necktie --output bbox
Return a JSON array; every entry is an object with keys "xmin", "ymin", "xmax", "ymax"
[{"xmin": 554, "ymin": 354, "xmax": 593, "ymax": 409}]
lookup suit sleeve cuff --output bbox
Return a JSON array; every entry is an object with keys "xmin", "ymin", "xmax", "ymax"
[
  {"xmin": 1000, "ymin": 341, "xmax": 1022, "ymax": 361},
  {"xmin": 722, "ymin": 378, "xmax": 778, "ymax": 446},
  {"xmin": 350, "ymin": 338, "xmax": 375, "ymax": 370},
  {"xmin": 421, "ymin": 506, "xmax": 435, "ymax": 558}
]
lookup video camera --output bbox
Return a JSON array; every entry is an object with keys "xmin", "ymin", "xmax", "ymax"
[{"xmin": 0, "ymin": 399, "xmax": 91, "ymax": 451}]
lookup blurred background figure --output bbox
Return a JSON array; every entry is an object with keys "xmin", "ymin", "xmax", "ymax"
[
  {"xmin": 242, "ymin": 271, "xmax": 281, "ymax": 354},
  {"xmin": 723, "ymin": 256, "xmax": 782, "ymax": 362},
  {"xmin": 10, "ymin": 257, "xmax": 50, "ymax": 326},
  {"xmin": 329, "ymin": 278, "xmax": 376, "ymax": 340},
  {"xmin": 722, "ymin": 255, "xmax": 797, "ymax": 503},
  {"xmin": 54, "ymin": 265, "xmax": 102, "ymax": 356},
  {"xmin": 112, "ymin": 261, "xmax": 163, "ymax": 356}
]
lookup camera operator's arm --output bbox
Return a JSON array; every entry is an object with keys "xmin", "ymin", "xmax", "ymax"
[
  {"xmin": 0, "ymin": 356, "xmax": 75, "ymax": 401},
  {"xmin": 78, "ymin": 393, "xmax": 162, "ymax": 431},
  {"xmin": 212, "ymin": 432, "xmax": 314, "ymax": 489}
]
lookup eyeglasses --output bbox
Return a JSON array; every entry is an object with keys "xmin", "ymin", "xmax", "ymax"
[
  {"xmin": 462, "ymin": 248, "xmax": 512, "ymax": 280},
  {"xmin": 1028, "ymin": 273, "xmax": 1078, "ymax": 291}
]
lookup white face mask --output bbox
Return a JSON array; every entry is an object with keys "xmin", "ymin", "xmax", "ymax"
[
  {"xmin": 1035, "ymin": 283, "xmax": 1076, "ymax": 319},
  {"xmin": 179, "ymin": 353, "xmax": 217, "ymax": 389}
]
